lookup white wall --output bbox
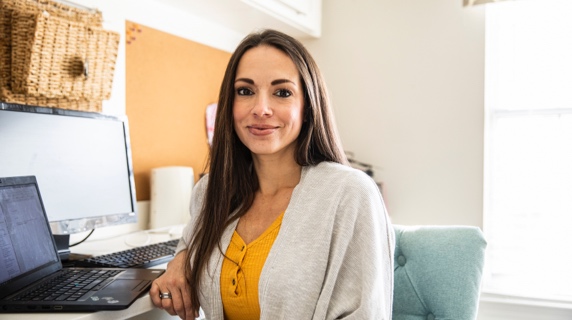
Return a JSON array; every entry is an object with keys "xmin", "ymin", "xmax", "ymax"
[{"xmin": 302, "ymin": 0, "xmax": 485, "ymax": 228}]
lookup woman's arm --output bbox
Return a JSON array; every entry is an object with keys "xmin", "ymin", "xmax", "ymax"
[{"xmin": 150, "ymin": 176, "xmax": 208, "ymax": 319}]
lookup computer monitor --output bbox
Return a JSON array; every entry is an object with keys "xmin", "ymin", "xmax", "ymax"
[{"xmin": 0, "ymin": 103, "xmax": 137, "ymax": 239}]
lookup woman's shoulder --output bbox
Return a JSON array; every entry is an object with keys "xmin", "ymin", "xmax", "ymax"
[
  {"xmin": 195, "ymin": 173, "xmax": 209, "ymax": 188},
  {"xmin": 306, "ymin": 161, "xmax": 375, "ymax": 187},
  {"xmin": 190, "ymin": 173, "xmax": 209, "ymax": 201},
  {"xmin": 297, "ymin": 162, "xmax": 385, "ymax": 225},
  {"xmin": 299, "ymin": 162, "xmax": 380, "ymax": 201}
]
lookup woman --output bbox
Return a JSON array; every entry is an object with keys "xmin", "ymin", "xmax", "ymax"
[{"xmin": 150, "ymin": 29, "xmax": 394, "ymax": 320}]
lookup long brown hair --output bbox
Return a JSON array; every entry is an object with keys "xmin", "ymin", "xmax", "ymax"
[{"xmin": 185, "ymin": 29, "xmax": 347, "ymax": 313}]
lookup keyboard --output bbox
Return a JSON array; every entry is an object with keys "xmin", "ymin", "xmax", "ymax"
[
  {"xmin": 11, "ymin": 269, "xmax": 122, "ymax": 302},
  {"xmin": 73, "ymin": 239, "xmax": 180, "ymax": 268}
]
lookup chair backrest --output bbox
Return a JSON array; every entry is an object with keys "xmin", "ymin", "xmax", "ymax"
[{"xmin": 392, "ymin": 225, "xmax": 487, "ymax": 320}]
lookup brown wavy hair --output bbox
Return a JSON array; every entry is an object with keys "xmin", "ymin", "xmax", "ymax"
[{"xmin": 184, "ymin": 29, "xmax": 347, "ymax": 313}]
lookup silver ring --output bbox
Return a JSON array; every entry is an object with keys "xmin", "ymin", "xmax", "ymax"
[{"xmin": 159, "ymin": 292, "xmax": 172, "ymax": 299}]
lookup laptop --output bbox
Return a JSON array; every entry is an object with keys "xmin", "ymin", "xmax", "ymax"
[{"xmin": 0, "ymin": 176, "xmax": 165, "ymax": 313}]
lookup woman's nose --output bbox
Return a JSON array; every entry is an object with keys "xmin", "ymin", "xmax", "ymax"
[{"xmin": 252, "ymin": 94, "xmax": 272, "ymax": 117}]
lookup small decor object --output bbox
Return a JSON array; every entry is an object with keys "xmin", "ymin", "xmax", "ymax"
[
  {"xmin": 206, "ymin": 102, "xmax": 217, "ymax": 146},
  {"xmin": 11, "ymin": 11, "xmax": 119, "ymax": 100},
  {"xmin": 0, "ymin": 0, "xmax": 120, "ymax": 112}
]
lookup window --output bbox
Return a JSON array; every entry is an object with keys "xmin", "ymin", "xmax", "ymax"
[{"xmin": 484, "ymin": 0, "xmax": 572, "ymax": 301}]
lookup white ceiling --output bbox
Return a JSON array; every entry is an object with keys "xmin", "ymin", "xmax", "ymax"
[{"xmin": 156, "ymin": 0, "xmax": 317, "ymax": 39}]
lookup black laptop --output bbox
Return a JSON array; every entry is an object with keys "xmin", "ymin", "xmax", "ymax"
[{"xmin": 0, "ymin": 176, "xmax": 165, "ymax": 313}]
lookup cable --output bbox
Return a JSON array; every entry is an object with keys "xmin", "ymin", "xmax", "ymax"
[{"xmin": 69, "ymin": 229, "xmax": 95, "ymax": 247}]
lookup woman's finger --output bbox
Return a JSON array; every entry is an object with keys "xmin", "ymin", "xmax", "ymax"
[
  {"xmin": 160, "ymin": 290, "xmax": 177, "ymax": 316},
  {"xmin": 149, "ymin": 280, "xmax": 163, "ymax": 308},
  {"xmin": 151, "ymin": 280, "xmax": 178, "ymax": 315},
  {"xmin": 167, "ymin": 286, "xmax": 187, "ymax": 319}
]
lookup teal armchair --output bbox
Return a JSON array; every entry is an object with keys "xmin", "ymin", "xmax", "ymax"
[{"xmin": 392, "ymin": 225, "xmax": 487, "ymax": 320}]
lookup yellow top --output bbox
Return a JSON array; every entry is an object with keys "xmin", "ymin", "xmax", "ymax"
[{"xmin": 220, "ymin": 212, "xmax": 285, "ymax": 320}]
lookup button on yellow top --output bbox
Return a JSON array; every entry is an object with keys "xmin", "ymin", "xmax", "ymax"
[{"xmin": 221, "ymin": 212, "xmax": 285, "ymax": 320}]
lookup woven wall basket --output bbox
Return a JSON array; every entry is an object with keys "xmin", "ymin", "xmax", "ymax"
[
  {"xmin": 0, "ymin": 0, "xmax": 118, "ymax": 112},
  {"xmin": 11, "ymin": 11, "xmax": 119, "ymax": 100}
]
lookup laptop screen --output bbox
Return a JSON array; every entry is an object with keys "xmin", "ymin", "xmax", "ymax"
[{"xmin": 0, "ymin": 182, "xmax": 59, "ymax": 284}]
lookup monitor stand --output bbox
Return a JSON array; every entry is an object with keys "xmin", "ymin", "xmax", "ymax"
[
  {"xmin": 54, "ymin": 234, "xmax": 71, "ymax": 260},
  {"xmin": 53, "ymin": 234, "xmax": 92, "ymax": 264}
]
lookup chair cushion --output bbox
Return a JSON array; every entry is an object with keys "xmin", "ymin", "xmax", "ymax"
[{"xmin": 392, "ymin": 225, "xmax": 487, "ymax": 320}]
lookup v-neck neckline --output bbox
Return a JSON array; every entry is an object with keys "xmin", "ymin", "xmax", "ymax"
[{"xmin": 233, "ymin": 211, "xmax": 285, "ymax": 247}]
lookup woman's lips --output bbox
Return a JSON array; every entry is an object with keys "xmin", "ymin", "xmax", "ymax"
[{"xmin": 247, "ymin": 125, "xmax": 278, "ymax": 136}]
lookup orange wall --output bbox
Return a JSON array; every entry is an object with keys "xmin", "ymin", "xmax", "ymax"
[{"xmin": 125, "ymin": 22, "xmax": 231, "ymax": 201}]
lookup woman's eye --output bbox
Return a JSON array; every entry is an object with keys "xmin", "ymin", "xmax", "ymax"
[
  {"xmin": 274, "ymin": 89, "xmax": 292, "ymax": 98},
  {"xmin": 236, "ymin": 87, "xmax": 253, "ymax": 96}
]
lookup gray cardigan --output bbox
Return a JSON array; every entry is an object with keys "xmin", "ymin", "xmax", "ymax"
[{"xmin": 176, "ymin": 161, "xmax": 394, "ymax": 319}]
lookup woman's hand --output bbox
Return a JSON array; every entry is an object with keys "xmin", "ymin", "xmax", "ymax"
[{"xmin": 150, "ymin": 251, "xmax": 198, "ymax": 319}]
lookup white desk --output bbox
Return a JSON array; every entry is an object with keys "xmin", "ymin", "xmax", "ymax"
[{"xmin": 0, "ymin": 228, "xmax": 184, "ymax": 320}]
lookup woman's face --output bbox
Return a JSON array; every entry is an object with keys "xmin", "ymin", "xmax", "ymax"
[{"xmin": 233, "ymin": 45, "xmax": 304, "ymax": 160}]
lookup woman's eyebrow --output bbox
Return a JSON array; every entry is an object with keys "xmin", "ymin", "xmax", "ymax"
[
  {"xmin": 271, "ymin": 79, "xmax": 296, "ymax": 86},
  {"xmin": 234, "ymin": 78, "xmax": 296, "ymax": 86},
  {"xmin": 235, "ymin": 78, "xmax": 254, "ymax": 84}
]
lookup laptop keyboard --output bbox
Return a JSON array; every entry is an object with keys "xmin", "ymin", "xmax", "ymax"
[
  {"xmin": 11, "ymin": 269, "xmax": 122, "ymax": 302},
  {"xmin": 74, "ymin": 239, "xmax": 180, "ymax": 269}
]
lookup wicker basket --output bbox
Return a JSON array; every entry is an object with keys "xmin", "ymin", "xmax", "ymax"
[
  {"xmin": 11, "ymin": 11, "xmax": 119, "ymax": 100},
  {"xmin": 0, "ymin": 0, "xmax": 118, "ymax": 112}
]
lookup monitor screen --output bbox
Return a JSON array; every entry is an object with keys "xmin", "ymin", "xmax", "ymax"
[{"xmin": 0, "ymin": 103, "xmax": 137, "ymax": 234}]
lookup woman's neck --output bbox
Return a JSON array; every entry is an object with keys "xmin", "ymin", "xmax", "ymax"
[{"xmin": 252, "ymin": 155, "xmax": 302, "ymax": 196}]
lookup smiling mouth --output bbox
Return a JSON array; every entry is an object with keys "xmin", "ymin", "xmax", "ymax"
[
  {"xmin": 248, "ymin": 125, "xmax": 277, "ymax": 130},
  {"xmin": 247, "ymin": 125, "xmax": 278, "ymax": 135}
]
